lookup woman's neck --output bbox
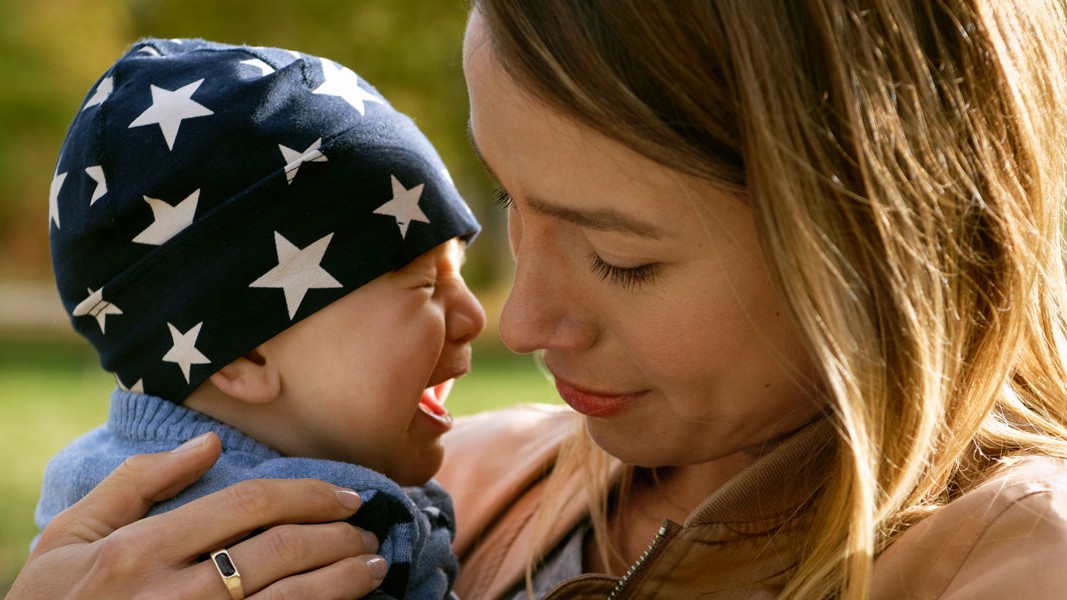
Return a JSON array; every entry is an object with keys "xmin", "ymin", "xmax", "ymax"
[{"xmin": 586, "ymin": 454, "xmax": 759, "ymax": 575}]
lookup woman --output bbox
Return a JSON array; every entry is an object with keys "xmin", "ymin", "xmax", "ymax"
[
  {"xmin": 446, "ymin": 1, "xmax": 1067, "ymax": 597},
  {"xmin": 11, "ymin": 1, "xmax": 1067, "ymax": 598}
]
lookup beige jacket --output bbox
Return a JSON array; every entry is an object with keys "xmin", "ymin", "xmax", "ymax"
[{"xmin": 436, "ymin": 405, "xmax": 1067, "ymax": 599}]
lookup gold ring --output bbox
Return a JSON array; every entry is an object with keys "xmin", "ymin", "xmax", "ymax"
[{"xmin": 210, "ymin": 548, "xmax": 245, "ymax": 600}]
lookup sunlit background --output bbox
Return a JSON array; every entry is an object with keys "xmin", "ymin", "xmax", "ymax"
[{"xmin": 0, "ymin": 0, "xmax": 555, "ymax": 591}]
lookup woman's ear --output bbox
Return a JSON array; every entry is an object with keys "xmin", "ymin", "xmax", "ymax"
[{"xmin": 207, "ymin": 348, "xmax": 280, "ymax": 405}]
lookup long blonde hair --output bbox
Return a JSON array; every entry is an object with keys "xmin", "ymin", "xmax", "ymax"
[{"xmin": 476, "ymin": 0, "xmax": 1067, "ymax": 597}]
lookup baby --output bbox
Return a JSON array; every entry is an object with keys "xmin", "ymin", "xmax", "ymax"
[{"xmin": 36, "ymin": 38, "xmax": 485, "ymax": 599}]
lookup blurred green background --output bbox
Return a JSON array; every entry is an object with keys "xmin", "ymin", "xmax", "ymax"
[{"xmin": 0, "ymin": 0, "xmax": 554, "ymax": 593}]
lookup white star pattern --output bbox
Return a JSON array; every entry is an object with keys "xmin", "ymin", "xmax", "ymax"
[
  {"xmin": 83, "ymin": 76, "xmax": 113, "ymax": 111},
  {"xmin": 115, "ymin": 375, "xmax": 145, "ymax": 394},
  {"xmin": 49, "ymin": 171, "xmax": 67, "ymax": 229},
  {"xmin": 128, "ymin": 79, "xmax": 215, "ymax": 150},
  {"xmin": 162, "ymin": 322, "xmax": 211, "ymax": 383},
  {"xmin": 250, "ymin": 232, "xmax": 342, "ymax": 319},
  {"xmin": 72, "ymin": 287, "xmax": 123, "ymax": 334},
  {"xmin": 85, "ymin": 166, "xmax": 107, "ymax": 205},
  {"xmin": 240, "ymin": 58, "xmax": 275, "ymax": 76},
  {"xmin": 313, "ymin": 59, "xmax": 383, "ymax": 116},
  {"xmin": 373, "ymin": 175, "xmax": 430, "ymax": 238},
  {"xmin": 47, "ymin": 40, "xmax": 480, "ymax": 404},
  {"xmin": 279, "ymin": 139, "xmax": 327, "ymax": 184},
  {"xmin": 133, "ymin": 190, "xmax": 200, "ymax": 245}
]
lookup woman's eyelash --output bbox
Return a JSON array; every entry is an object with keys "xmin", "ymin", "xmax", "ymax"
[
  {"xmin": 492, "ymin": 186, "xmax": 656, "ymax": 289},
  {"xmin": 492, "ymin": 188, "xmax": 514, "ymax": 208},
  {"xmin": 590, "ymin": 253, "xmax": 658, "ymax": 290}
]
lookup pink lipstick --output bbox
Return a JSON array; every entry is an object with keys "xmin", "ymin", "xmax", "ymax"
[{"xmin": 554, "ymin": 377, "xmax": 644, "ymax": 417}]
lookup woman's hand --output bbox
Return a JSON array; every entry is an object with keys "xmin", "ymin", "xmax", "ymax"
[{"xmin": 5, "ymin": 432, "xmax": 387, "ymax": 600}]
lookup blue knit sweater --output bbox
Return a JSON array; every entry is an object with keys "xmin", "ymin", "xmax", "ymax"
[{"xmin": 35, "ymin": 390, "xmax": 458, "ymax": 599}]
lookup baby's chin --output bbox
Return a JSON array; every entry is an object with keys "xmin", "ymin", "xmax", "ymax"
[{"xmin": 382, "ymin": 444, "xmax": 446, "ymax": 487}]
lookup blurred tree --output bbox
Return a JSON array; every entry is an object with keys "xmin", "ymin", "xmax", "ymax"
[{"xmin": 0, "ymin": 0, "xmax": 508, "ymax": 287}]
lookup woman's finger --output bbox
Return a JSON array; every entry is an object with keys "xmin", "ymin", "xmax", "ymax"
[
  {"xmin": 124, "ymin": 477, "xmax": 366, "ymax": 562},
  {"xmin": 195, "ymin": 521, "xmax": 380, "ymax": 597},
  {"xmin": 249, "ymin": 555, "xmax": 389, "ymax": 600},
  {"xmin": 33, "ymin": 432, "xmax": 222, "ymax": 553},
  {"xmin": 10, "ymin": 439, "xmax": 381, "ymax": 600}
]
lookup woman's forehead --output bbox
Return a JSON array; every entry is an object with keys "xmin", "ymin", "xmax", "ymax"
[{"xmin": 462, "ymin": 6, "xmax": 748, "ymax": 244}]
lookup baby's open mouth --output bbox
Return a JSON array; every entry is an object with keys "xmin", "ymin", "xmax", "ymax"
[{"xmin": 419, "ymin": 380, "xmax": 453, "ymax": 418}]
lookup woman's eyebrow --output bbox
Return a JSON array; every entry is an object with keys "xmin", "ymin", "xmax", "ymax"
[
  {"xmin": 524, "ymin": 197, "xmax": 663, "ymax": 239},
  {"xmin": 466, "ymin": 120, "xmax": 664, "ymax": 239}
]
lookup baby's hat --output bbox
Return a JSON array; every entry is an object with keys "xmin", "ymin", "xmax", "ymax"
[{"xmin": 49, "ymin": 38, "xmax": 480, "ymax": 402}]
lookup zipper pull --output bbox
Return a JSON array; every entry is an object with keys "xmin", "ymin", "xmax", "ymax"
[{"xmin": 606, "ymin": 521, "xmax": 679, "ymax": 599}]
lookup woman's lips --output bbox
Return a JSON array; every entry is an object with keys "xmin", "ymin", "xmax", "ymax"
[{"xmin": 553, "ymin": 376, "xmax": 645, "ymax": 417}]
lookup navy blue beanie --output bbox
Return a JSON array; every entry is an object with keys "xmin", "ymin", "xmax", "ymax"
[{"xmin": 49, "ymin": 38, "xmax": 480, "ymax": 402}]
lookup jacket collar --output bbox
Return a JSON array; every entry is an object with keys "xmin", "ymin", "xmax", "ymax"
[{"xmin": 687, "ymin": 417, "xmax": 834, "ymax": 531}]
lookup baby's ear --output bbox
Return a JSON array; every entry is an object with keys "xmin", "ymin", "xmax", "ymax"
[{"xmin": 207, "ymin": 348, "xmax": 280, "ymax": 405}]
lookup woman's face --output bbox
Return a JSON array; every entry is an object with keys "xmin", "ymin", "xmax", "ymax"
[{"xmin": 464, "ymin": 11, "xmax": 821, "ymax": 468}]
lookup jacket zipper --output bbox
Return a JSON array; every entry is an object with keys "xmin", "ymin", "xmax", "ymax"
[{"xmin": 606, "ymin": 521, "xmax": 680, "ymax": 599}]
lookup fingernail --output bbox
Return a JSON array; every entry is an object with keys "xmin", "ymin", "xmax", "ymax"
[
  {"xmin": 335, "ymin": 489, "xmax": 362, "ymax": 510},
  {"xmin": 361, "ymin": 530, "xmax": 380, "ymax": 554},
  {"xmin": 170, "ymin": 432, "xmax": 211, "ymax": 453},
  {"xmin": 364, "ymin": 556, "xmax": 388, "ymax": 581}
]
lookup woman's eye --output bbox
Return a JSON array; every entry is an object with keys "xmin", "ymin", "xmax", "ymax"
[
  {"xmin": 589, "ymin": 253, "xmax": 658, "ymax": 290},
  {"xmin": 492, "ymin": 184, "xmax": 655, "ymax": 289},
  {"xmin": 492, "ymin": 188, "xmax": 514, "ymax": 209}
]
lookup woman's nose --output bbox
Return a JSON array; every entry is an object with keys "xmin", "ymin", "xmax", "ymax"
[{"xmin": 498, "ymin": 250, "xmax": 595, "ymax": 355}]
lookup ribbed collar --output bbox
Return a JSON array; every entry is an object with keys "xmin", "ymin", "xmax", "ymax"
[{"xmin": 108, "ymin": 388, "xmax": 276, "ymax": 456}]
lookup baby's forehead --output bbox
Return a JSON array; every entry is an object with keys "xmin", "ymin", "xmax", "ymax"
[
  {"xmin": 443, "ymin": 237, "xmax": 468, "ymax": 260},
  {"xmin": 400, "ymin": 238, "xmax": 467, "ymax": 269},
  {"xmin": 401, "ymin": 238, "xmax": 465, "ymax": 271}
]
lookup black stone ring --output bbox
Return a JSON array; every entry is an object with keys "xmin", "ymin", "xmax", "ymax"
[{"xmin": 210, "ymin": 548, "xmax": 245, "ymax": 600}]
